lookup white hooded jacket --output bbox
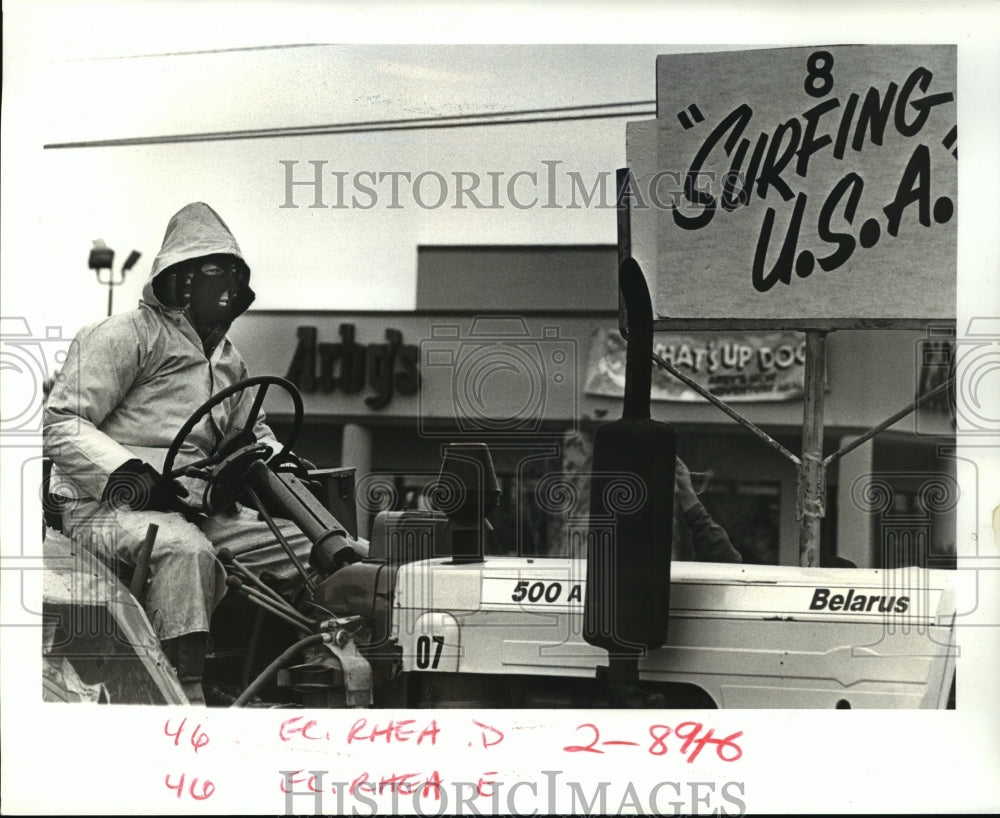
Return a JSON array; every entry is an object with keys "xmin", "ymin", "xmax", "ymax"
[{"xmin": 44, "ymin": 202, "xmax": 280, "ymax": 503}]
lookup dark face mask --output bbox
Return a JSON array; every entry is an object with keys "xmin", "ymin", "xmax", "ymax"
[{"xmin": 188, "ymin": 259, "xmax": 238, "ymax": 334}]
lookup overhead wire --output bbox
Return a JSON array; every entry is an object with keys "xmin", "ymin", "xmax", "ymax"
[{"xmin": 44, "ymin": 101, "xmax": 657, "ymax": 150}]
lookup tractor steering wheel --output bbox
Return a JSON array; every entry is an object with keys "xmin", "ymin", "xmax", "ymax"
[{"xmin": 162, "ymin": 376, "xmax": 304, "ymax": 514}]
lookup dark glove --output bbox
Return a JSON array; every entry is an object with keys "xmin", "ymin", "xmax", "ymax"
[
  {"xmin": 268, "ymin": 450, "xmax": 316, "ymax": 477},
  {"xmin": 102, "ymin": 459, "xmax": 189, "ymax": 512}
]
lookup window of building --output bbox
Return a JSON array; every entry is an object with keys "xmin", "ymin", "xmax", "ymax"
[{"xmin": 700, "ymin": 480, "xmax": 782, "ymax": 565}]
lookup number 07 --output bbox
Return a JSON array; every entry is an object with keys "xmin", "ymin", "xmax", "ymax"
[{"xmin": 416, "ymin": 635, "xmax": 445, "ymax": 669}]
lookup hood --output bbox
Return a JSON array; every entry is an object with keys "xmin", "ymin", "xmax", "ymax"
[{"xmin": 142, "ymin": 202, "xmax": 256, "ymax": 317}]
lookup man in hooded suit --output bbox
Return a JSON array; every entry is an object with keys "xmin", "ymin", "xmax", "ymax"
[{"xmin": 44, "ymin": 202, "xmax": 360, "ymax": 703}]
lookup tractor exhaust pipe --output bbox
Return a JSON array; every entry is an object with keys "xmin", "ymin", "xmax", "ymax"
[{"xmin": 583, "ymin": 258, "xmax": 676, "ymax": 701}]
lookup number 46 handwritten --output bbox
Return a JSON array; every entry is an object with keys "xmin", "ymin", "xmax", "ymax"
[
  {"xmin": 164, "ymin": 773, "xmax": 215, "ymax": 801},
  {"xmin": 163, "ymin": 718, "xmax": 214, "ymax": 800},
  {"xmin": 164, "ymin": 718, "xmax": 210, "ymax": 753}
]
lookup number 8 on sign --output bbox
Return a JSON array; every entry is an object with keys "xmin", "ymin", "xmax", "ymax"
[{"xmin": 805, "ymin": 50, "xmax": 834, "ymax": 97}]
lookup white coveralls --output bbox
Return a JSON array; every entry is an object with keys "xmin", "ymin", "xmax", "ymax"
[{"xmin": 44, "ymin": 202, "xmax": 332, "ymax": 641}]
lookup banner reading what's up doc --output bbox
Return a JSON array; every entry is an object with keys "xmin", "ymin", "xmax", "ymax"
[{"xmin": 626, "ymin": 46, "xmax": 957, "ymax": 323}]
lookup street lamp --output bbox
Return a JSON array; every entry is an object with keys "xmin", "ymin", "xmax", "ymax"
[{"xmin": 88, "ymin": 240, "xmax": 141, "ymax": 317}]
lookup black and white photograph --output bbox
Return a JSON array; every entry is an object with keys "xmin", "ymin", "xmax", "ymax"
[{"xmin": 2, "ymin": 2, "xmax": 998, "ymax": 815}]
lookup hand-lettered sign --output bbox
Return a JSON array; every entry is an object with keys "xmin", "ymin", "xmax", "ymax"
[
  {"xmin": 627, "ymin": 45, "xmax": 957, "ymax": 323},
  {"xmin": 584, "ymin": 328, "xmax": 808, "ymax": 402}
]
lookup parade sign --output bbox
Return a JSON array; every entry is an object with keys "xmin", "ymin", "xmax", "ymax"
[
  {"xmin": 585, "ymin": 328, "xmax": 808, "ymax": 402},
  {"xmin": 627, "ymin": 45, "xmax": 957, "ymax": 322}
]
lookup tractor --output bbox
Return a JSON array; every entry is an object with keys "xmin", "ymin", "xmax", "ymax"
[{"xmin": 41, "ymin": 263, "xmax": 957, "ymax": 710}]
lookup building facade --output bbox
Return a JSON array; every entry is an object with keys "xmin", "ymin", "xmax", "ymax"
[{"xmin": 229, "ymin": 245, "xmax": 956, "ymax": 569}]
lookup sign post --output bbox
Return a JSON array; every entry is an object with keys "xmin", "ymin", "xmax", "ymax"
[{"xmin": 798, "ymin": 331, "xmax": 827, "ymax": 567}]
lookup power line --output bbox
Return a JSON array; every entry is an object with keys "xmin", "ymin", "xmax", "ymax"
[
  {"xmin": 59, "ymin": 43, "xmax": 330, "ymax": 63},
  {"xmin": 43, "ymin": 101, "xmax": 656, "ymax": 150}
]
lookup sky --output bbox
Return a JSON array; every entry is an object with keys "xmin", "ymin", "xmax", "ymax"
[
  {"xmin": 2, "ymin": 2, "xmax": 1000, "ymax": 814},
  {"xmin": 8, "ymin": 31, "xmax": 706, "ymax": 329},
  {"xmin": 2, "ymin": 2, "xmax": 997, "ymax": 338}
]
